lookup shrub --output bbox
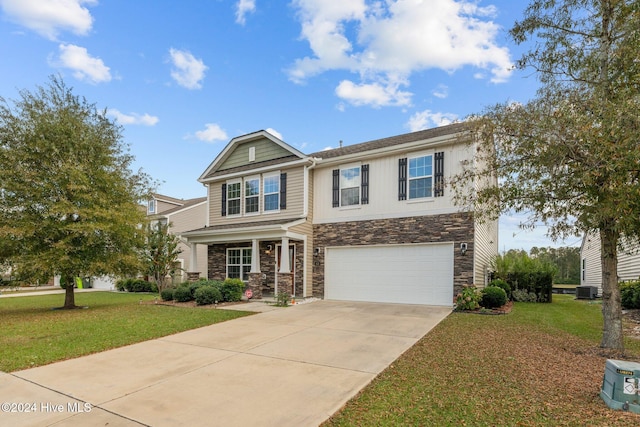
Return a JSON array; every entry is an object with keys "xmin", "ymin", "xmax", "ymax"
[
  {"xmin": 455, "ymin": 285, "xmax": 481, "ymax": 311},
  {"xmin": 489, "ymin": 279, "xmax": 511, "ymax": 299},
  {"xmin": 221, "ymin": 278, "xmax": 245, "ymax": 302},
  {"xmin": 481, "ymin": 286, "xmax": 507, "ymax": 309},
  {"xmin": 115, "ymin": 278, "xmax": 157, "ymax": 293},
  {"xmin": 275, "ymin": 291, "xmax": 291, "ymax": 307},
  {"xmin": 160, "ymin": 288, "xmax": 175, "ymax": 301},
  {"xmin": 512, "ymin": 288, "xmax": 538, "ymax": 302},
  {"xmin": 173, "ymin": 285, "xmax": 193, "ymax": 302},
  {"xmin": 620, "ymin": 280, "xmax": 640, "ymax": 309},
  {"xmin": 194, "ymin": 286, "xmax": 222, "ymax": 305},
  {"xmin": 189, "ymin": 282, "xmax": 205, "ymax": 298}
]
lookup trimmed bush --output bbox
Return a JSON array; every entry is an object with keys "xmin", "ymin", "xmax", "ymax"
[
  {"xmin": 489, "ymin": 279, "xmax": 511, "ymax": 300},
  {"xmin": 160, "ymin": 288, "xmax": 174, "ymax": 301},
  {"xmin": 194, "ymin": 286, "xmax": 222, "ymax": 305},
  {"xmin": 189, "ymin": 282, "xmax": 205, "ymax": 298},
  {"xmin": 221, "ymin": 278, "xmax": 244, "ymax": 302},
  {"xmin": 115, "ymin": 278, "xmax": 157, "ymax": 293},
  {"xmin": 620, "ymin": 280, "xmax": 640, "ymax": 309},
  {"xmin": 173, "ymin": 285, "xmax": 193, "ymax": 302},
  {"xmin": 481, "ymin": 286, "xmax": 507, "ymax": 309}
]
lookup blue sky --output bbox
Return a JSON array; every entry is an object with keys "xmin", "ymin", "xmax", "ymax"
[{"xmin": 0, "ymin": 0, "xmax": 579, "ymax": 251}]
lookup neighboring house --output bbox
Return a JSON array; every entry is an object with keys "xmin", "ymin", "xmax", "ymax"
[
  {"xmin": 580, "ymin": 232, "xmax": 640, "ymax": 295},
  {"xmin": 182, "ymin": 124, "xmax": 498, "ymax": 306},
  {"xmin": 147, "ymin": 193, "xmax": 208, "ymax": 283}
]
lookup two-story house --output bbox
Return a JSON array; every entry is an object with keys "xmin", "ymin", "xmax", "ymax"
[
  {"xmin": 147, "ymin": 193, "xmax": 208, "ymax": 283},
  {"xmin": 181, "ymin": 124, "xmax": 498, "ymax": 306}
]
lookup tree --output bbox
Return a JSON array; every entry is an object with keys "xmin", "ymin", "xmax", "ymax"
[
  {"xmin": 144, "ymin": 221, "xmax": 182, "ymax": 292},
  {"xmin": 452, "ymin": 1, "xmax": 640, "ymax": 350},
  {"xmin": 0, "ymin": 76, "xmax": 152, "ymax": 308}
]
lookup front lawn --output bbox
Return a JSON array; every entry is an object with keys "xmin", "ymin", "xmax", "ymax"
[
  {"xmin": 325, "ymin": 295, "xmax": 640, "ymax": 426},
  {"xmin": 0, "ymin": 292, "xmax": 252, "ymax": 372}
]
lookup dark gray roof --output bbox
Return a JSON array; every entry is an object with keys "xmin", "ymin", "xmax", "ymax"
[
  {"xmin": 309, "ymin": 122, "xmax": 468, "ymax": 160},
  {"xmin": 151, "ymin": 196, "xmax": 206, "ymax": 216}
]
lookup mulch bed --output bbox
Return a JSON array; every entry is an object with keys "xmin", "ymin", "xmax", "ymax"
[{"xmin": 455, "ymin": 300, "xmax": 513, "ymax": 315}]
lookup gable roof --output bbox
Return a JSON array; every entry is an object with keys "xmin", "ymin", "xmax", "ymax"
[
  {"xmin": 153, "ymin": 197, "xmax": 207, "ymax": 216},
  {"xmin": 152, "ymin": 193, "xmax": 185, "ymax": 206},
  {"xmin": 309, "ymin": 122, "xmax": 469, "ymax": 160},
  {"xmin": 199, "ymin": 130, "xmax": 308, "ymax": 183}
]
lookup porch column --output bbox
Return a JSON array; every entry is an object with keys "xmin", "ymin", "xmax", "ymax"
[
  {"xmin": 247, "ymin": 239, "xmax": 262, "ymax": 299},
  {"xmin": 187, "ymin": 243, "xmax": 200, "ymax": 281},
  {"xmin": 279, "ymin": 237, "xmax": 290, "ymax": 273},
  {"xmin": 250, "ymin": 239, "xmax": 260, "ymax": 273}
]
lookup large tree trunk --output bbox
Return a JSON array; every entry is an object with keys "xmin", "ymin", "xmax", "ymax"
[
  {"xmin": 599, "ymin": 226, "xmax": 624, "ymax": 351},
  {"xmin": 62, "ymin": 274, "xmax": 77, "ymax": 309}
]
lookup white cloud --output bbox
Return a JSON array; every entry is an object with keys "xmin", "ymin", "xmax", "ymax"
[
  {"xmin": 107, "ymin": 109, "xmax": 159, "ymax": 126},
  {"xmin": 407, "ymin": 109, "xmax": 458, "ymax": 131},
  {"xmin": 54, "ymin": 44, "xmax": 111, "ymax": 84},
  {"xmin": 432, "ymin": 84, "xmax": 449, "ymax": 99},
  {"xmin": 265, "ymin": 128, "xmax": 283, "ymax": 140},
  {"xmin": 0, "ymin": 0, "xmax": 96, "ymax": 40},
  {"xmin": 194, "ymin": 123, "xmax": 228, "ymax": 142},
  {"xmin": 336, "ymin": 79, "xmax": 412, "ymax": 108},
  {"xmin": 168, "ymin": 48, "xmax": 207, "ymax": 90},
  {"xmin": 235, "ymin": 0, "xmax": 256, "ymax": 25},
  {"xmin": 289, "ymin": 0, "xmax": 513, "ymax": 107}
]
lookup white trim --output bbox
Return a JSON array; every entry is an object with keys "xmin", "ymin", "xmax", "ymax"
[
  {"xmin": 226, "ymin": 247, "xmax": 252, "ymax": 282},
  {"xmin": 244, "ymin": 175, "xmax": 261, "ymax": 215},
  {"xmin": 408, "ymin": 152, "xmax": 434, "ymax": 200},
  {"xmin": 262, "ymin": 171, "xmax": 281, "ymax": 213},
  {"xmin": 226, "ymin": 179, "xmax": 242, "ymax": 217}
]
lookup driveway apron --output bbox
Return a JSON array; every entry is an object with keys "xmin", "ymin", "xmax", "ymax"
[{"xmin": 1, "ymin": 300, "xmax": 451, "ymax": 427}]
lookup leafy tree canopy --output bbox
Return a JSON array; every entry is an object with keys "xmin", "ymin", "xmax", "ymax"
[{"xmin": 0, "ymin": 75, "xmax": 153, "ymax": 307}]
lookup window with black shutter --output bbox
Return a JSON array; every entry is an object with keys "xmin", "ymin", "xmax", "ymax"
[
  {"xmin": 332, "ymin": 169, "xmax": 340, "ymax": 207},
  {"xmin": 434, "ymin": 151, "xmax": 444, "ymax": 197},
  {"xmin": 398, "ymin": 158, "xmax": 407, "ymax": 200},
  {"xmin": 221, "ymin": 183, "xmax": 227, "ymax": 216},
  {"xmin": 280, "ymin": 173, "xmax": 287, "ymax": 209},
  {"xmin": 361, "ymin": 164, "xmax": 369, "ymax": 205}
]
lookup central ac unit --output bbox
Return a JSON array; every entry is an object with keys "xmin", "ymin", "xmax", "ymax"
[{"xmin": 576, "ymin": 286, "xmax": 598, "ymax": 299}]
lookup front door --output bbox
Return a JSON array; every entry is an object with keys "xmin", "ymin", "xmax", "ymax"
[{"xmin": 275, "ymin": 244, "xmax": 295, "ymax": 295}]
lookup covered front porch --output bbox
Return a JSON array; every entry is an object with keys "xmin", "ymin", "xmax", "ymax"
[{"xmin": 181, "ymin": 218, "xmax": 312, "ymax": 299}]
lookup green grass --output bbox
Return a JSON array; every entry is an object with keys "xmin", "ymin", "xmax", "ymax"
[
  {"xmin": 0, "ymin": 292, "xmax": 252, "ymax": 372},
  {"xmin": 325, "ymin": 295, "xmax": 640, "ymax": 426}
]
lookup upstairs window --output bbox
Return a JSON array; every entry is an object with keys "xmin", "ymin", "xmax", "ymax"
[
  {"xmin": 408, "ymin": 155, "xmax": 433, "ymax": 199},
  {"xmin": 147, "ymin": 199, "xmax": 156, "ymax": 214},
  {"xmin": 245, "ymin": 177, "xmax": 259, "ymax": 214},
  {"xmin": 227, "ymin": 181, "xmax": 241, "ymax": 215},
  {"xmin": 340, "ymin": 167, "xmax": 360, "ymax": 206},
  {"xmin": 263, "ymin": 174, "xmax": 280, "ymax": 211}
]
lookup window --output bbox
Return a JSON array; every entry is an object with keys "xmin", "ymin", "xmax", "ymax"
[
  {"xmin": 245, "ymin": 177, "xmax": 259, "ymax": 214},
  {"xmin": 263, "ymin": 174, "xmax": 280, "ymax": 211},
  {"xmin": 147, "ymin": 199, "xmax": 156, "ymax": 214},
  {"xmin": 227, "ymin": 181, "xmax": 241, "ymax": 215},
  {"xmin": 227, "ymin": 248, "xmax": 252, "ymax": 281},
  {"xmin": 408, "ymin": 155, "xmax": 433, "ymax": 199},
  {"xmin": 340, "ymin": 167, "xmax": 360, "ymax": 206}
]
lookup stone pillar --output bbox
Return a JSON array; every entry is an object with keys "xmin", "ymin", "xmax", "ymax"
[
  {"xmin": 277, "ymin": 272, "xmax": 293, "ymax": 296},
  {"xmin": 187, "ymin": 272, "xmax": 201, "ymax": 282},
  {"xmin": 247, "ymin": 272, "xmax": 262, "ymax": 299}
]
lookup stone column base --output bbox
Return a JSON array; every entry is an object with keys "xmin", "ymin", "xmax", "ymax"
[
  {"xmin": 276, "ymin": 273, "xmax": 293, "ymax": 296},
  {"xmin": 247, "ymin": 272, "xmax": 262, "ymax": 299},
  {"xmin": 186, "ymin": 272, "xmax": 201, "ymax": 282}
]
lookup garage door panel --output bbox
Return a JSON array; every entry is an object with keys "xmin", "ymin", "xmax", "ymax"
[{"xmin": 325, "ymin": 243, "xmax": 454, "ymax": 306}]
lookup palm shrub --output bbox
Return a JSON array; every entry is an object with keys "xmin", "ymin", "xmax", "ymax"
[{"xmin": 481, "ymin": 286, "xmax": 507, "ymax": 309}]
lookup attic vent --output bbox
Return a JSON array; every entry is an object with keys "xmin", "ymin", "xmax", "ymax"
[{"xmin": 249, "ymin": 146, "xmax": 256, "ymax": 162}]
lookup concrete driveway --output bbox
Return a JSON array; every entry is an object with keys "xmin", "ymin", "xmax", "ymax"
[{"xmin": 0, "ymin": 300, "xmax": 451, "ymax": 427}]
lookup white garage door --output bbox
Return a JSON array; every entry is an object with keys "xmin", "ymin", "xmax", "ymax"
[{"xmin": 325, "ymin": 243, "xmax": 454, "ymax": 306}]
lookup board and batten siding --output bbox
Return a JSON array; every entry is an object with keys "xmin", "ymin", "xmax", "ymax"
[
  {"xmin": 208, "ymin": 165, "xmax": 306, "ymax": 226},
  {"xmin": 313, "ymin": 143, "xmax": 467, "ymax": 223}
]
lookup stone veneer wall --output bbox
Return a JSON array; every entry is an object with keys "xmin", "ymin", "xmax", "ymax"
[
  {"xmin": 312, "ymin": 212, "xmax": 475, "ymax": 299},
  {"xmin": 207, "ymin": 241, "xmax": 305, "ymax": 297}
]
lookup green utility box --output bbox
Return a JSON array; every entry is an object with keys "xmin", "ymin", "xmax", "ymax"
[{"xmin": 600, "ymin": 359, "xmax": 640, "ymax": 414}]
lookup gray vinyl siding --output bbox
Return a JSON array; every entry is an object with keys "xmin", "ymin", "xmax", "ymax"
[{"xmin": 219, "ymin": 139, "xmax": 293, "ymax": 170}]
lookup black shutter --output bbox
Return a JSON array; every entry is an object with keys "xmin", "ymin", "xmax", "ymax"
[
  {"xmin": 221, "ymin": 183, "xmax": 227, "ymax": 216},
  {"xmin": 280, "ymin": 173, "xmax": 287, "ymax": 210},
  {"xmin": 332, "ymin": 169, "xmax": 340, "ymax": 207},
  {"xmin": 361, "ymin": 164, "xmax": 369, "ymax": 205},
  {"xmin": 434, "ymin": 151, "xmax": 444, "ymax": 197},
  {"xmin": 398, "ymin": 158, "xmax": 407, "ymax": 201}
]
